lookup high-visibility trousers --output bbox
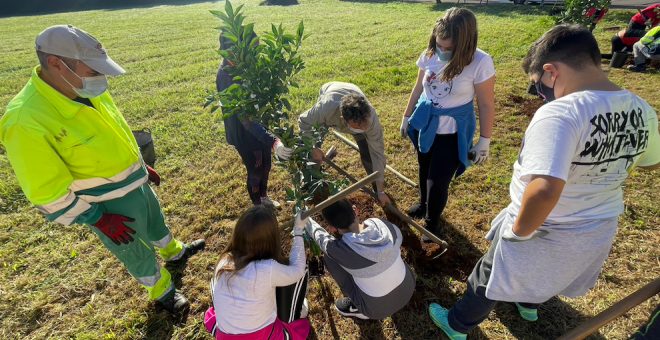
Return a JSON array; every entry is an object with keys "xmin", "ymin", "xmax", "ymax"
[{"xmin": 88, "ymin": 183, "xmax": 185, "ymax": 301}]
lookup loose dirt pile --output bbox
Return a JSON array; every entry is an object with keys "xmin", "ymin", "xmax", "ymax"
[{"xmin": 280, "ymin": 190, "xmax": 481, "ymax": 282}]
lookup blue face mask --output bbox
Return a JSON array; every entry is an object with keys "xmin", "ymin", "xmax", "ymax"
[{"xmin": 436, "ymin": 47, "xmax": 452, "ymax": 62}]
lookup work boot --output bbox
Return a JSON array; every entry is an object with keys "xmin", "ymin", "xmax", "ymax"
[
  {"xmin": 407, "ymin": 201, "xmax": 426, "ymax": 219},
  {"xmin": 421, "ymin": 219, "xmax": 441, "ymax": 243},
  {"xmin": 181, "ymin": 239, "xmax": 206, "ymax": 260},
  {"xmin": 161, "ymin": 291, "xmax": 189, "ymax": 314}
]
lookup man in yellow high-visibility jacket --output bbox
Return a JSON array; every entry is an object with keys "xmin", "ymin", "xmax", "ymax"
[
  {"xmin": 0, "ymin": 25, "xmax": 205, "ymax": 313},
  {"xmin": 629, "ymin": 26, "xmax": 660, "ymax": 72}
]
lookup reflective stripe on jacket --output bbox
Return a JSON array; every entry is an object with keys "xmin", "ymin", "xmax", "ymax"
[
  {"xmin": 640, "ymin": 26, "xmax": 660, "ymax": 46},
  {"xmin": 0, "ymin": 66, "xmax": 147, "ymax": 226}
]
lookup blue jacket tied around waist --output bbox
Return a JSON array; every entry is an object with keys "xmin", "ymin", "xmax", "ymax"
[{"xmin": 407, "ymin": 96, "xmax": 476, "ymax": 177}]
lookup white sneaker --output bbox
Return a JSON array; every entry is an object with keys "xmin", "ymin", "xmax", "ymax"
[
  {"xmin": 261, "ymin": 196, "xmax": 282, "ymax": 210},
  {"xmin": 300, "ymin": 298, "xmax": 309, "ymax": 318}
]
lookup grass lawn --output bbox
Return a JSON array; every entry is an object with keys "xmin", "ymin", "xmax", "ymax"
[{"xmin": 1, "ymin": 0, "xmax": 659, "ymax": 339}]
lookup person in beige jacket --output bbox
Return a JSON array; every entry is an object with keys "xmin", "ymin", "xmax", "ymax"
[{"xmin": 298, "ymin": 82, "xmax": 390, "ymax": 206}]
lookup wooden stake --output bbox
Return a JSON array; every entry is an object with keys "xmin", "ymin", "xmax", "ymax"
[
  {"xmin": 279, "ymin": 171, "xmax": 380, "ymax": 231},
  {"xmin": 322, "ymin": 156, "xmax": 448, "ymax": 250},
  {"xmin": 557, "ymin": 276, "xmax": 660, "ymax": 340},
  {"xmin": 330, "ymin": 130, "xmax": 418, "ymax": 188}
]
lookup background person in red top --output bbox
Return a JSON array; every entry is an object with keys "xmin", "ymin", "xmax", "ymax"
[{"xmin": 605, "ymin": 4, "xmax": 660, "ymax": 59}]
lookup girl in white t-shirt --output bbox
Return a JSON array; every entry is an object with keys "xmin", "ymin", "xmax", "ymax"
[
  {"xmin": 399, "ymin": 7, "xmax": 495, "ymax": 241},
  {"xmin": 203, "ymin": 206, "xmax": 310, "ymax": 340}
]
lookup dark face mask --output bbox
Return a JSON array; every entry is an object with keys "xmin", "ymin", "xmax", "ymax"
[{"xmin": 535, "ymin": 70, "xmax": 557, "ymax": 102}]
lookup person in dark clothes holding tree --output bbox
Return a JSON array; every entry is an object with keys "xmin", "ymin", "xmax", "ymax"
[{"xmin": 215, "ymin": 33, "xmax": 293, "ymax": 209}]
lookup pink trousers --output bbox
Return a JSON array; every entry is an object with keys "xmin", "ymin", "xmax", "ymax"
[{"xmin": 204, "ymin": 307, "xmax": 310, "ymax": 340}]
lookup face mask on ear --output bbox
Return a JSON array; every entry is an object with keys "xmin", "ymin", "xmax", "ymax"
[
  {"xmin": 59, "ymin": 59, "xmax": 108, "ymax": 98},
  {"xmin": 436, "ymin": 47, "xmax": 452, "ymax": 62},
  {"xmin": 535, "ymin": 70, "xmax": 557, "ymax": 102}
]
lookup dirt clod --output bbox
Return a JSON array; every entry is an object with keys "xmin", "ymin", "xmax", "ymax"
[{"xmin": 501, "ymin": 94, "xmax": 544, "ymax": 118}]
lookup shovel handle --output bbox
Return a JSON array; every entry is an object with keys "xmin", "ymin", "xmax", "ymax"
[
  {"xmin": 330, "ymin": 130, "xmax": 418, "ymax": 188},
  {"xmin": 279, "ymin": 171, "xmax": 380, "ymax": 231},
  {"xmin": 322, "ymin": 156, "xmax": 448, "ymax": 250}
]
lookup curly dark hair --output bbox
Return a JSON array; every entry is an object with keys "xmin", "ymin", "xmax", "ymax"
[{"xmin": 339, "ymin": 93, "xmax": 371, "ymax": 125}]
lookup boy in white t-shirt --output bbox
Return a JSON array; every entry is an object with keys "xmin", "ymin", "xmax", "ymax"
[{"xmin": 428, "ymin": 24, "xmax": 660, "ymax": 340}]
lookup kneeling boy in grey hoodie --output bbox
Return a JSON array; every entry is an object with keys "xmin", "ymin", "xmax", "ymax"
[{"xmin": 305, "ymin": 198, "xmax": 415, "ymax": 319}]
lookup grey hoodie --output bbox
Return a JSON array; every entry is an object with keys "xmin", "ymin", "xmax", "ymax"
[{"xmin": 306, "ymin": 217, "xmax": 408, "ymax": 297}]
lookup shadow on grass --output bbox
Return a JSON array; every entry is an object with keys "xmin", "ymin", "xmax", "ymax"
[
  {"xmin": 495, "ymin": 297, "xmax": 608, "ymax": 340},
  {"xmin": 308, "ymin": 278, "xmax": 341, "ymax": 340},
  {"xmin": 143, "ymin": 305, "xmax": 190, "ymax": 339},
  {"xmin": 2, "ymin": 0, "xmax": 220, "ymax": 18},
  {"xmin": 259, "ymin": 0, "xmax": 300, "ymax": 6},
  {"xmin": 399, "ymin": 218, "xmax": 607, "ymax": 339},
  {"xmin": 354, "ymin": 319, "xmax": 388, "ymax": 340},
  {"xmin": 134, "ymin": 259, "xmax": 193, "ymax": 339}
]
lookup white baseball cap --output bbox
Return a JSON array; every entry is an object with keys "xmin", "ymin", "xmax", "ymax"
[{"xmin": 35, "ymin": 25, "xmax": 125, "ymax": 76}]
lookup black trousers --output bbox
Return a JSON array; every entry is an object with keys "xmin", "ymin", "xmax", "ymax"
[
  {"xmin": 411, "ymin": 131, "xmax": 462, "ymax": 224},
  {"xmin": 447, "ymin": 226, "xmax": 542, "ymax": 334},
  {"xmin": 235, "ymin": 146, "xmax": 272, "ymax": 205},
  {"xmin": 275, "ymin": 267, "xmax": 309, "ymax": 323}
]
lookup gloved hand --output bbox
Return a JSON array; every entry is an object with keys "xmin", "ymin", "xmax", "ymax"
[
  {"xmin": 92, "ymin": 213, "xmax": 137, "ymax": 246},
  {"xmin": 502, "ymin": 226, "xmax": 548, "ymax": 243},
  {"xmin": 293, "ymin": 210, "xmax": 308, "ymax": 236},
  {"xmin": 274, "ymin": 140, "xmax": 294, "ymax": 160},
  {"xmin": 145, "ymin": 164, "xmax": 160, "ymax": 186},
  {"xmin": 469, "ymin": 136, "xmax": 491, "ymax": 164},
  {"xmin": 399, "ymin": 115, "xmax": 410, "ymax": 138}
]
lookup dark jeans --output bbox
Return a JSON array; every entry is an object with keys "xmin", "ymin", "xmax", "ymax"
[
  {"xmin": 353, "ymin": 133, "xmax": 378, "ymax": 192},
  {"xmin": 324, "ymin": 256, "xmax": 415, "ymax": 320},
  {"xmin": 447, "ymin": 226, "xmax": 542, "ymax": 333},
  {"xmin": 235, "ymin": 146, "xmax": 272, "ymax": 205},
  {"xmin": 411, "ymin": 131, "xmax": 462, "ymax": 224}
]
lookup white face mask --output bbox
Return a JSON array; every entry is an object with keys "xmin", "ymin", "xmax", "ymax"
[
  {"xmin": 59, "ymin": 59, "xmax": 108, "ymax": 98},
  {"xmin": 347, "ymin": 126, "xmax": 364, "ymax": 134}
]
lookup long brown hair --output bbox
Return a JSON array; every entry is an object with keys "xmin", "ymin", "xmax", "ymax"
[
  {"xmin": 425, "ymin": 7, "xmax": 478, "ymax": 82},
  {"xmin": 214, "ymin": 205, "xmax": 288, "ymax": 282}
]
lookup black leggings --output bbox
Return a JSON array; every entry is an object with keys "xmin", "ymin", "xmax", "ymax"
[
  {"xmin": 411, "ymin": 131, "xmax": 462, "ymax": 224},
  {"xmin": 235, "ymin": 146, "xmax": 272, "ymax": 205}
]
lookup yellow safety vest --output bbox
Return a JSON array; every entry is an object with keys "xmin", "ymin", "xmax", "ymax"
[{"xmin": 0, "ymin": 66, "xmax": 147, "ymax": 225}]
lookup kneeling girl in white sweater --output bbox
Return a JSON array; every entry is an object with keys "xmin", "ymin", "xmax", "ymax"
[{"xmin": 204, "ymin": 206, "xmax": 310, "ymax": 340}]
